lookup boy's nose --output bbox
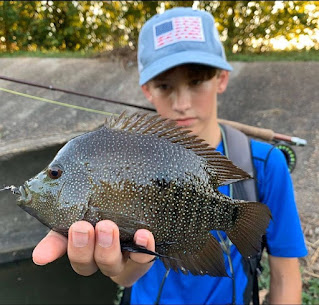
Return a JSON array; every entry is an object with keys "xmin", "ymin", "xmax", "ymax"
[{"xmin": 172, "ymin": 90, "xmax": 192, "ymax": 113}]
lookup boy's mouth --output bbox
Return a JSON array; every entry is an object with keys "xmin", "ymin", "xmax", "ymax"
[{"xmin": 175, "ymin": 118, "xmax": 196, "ymax": 127}]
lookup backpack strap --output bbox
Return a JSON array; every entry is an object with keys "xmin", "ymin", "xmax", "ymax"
[
  {"xmin": 120, "ymin": 286, "xmax": 131, "ymax": 305},
  {"xmin": 220, "ymin": 124, "xmax": 261, "ymax": 305},
  {"xmin": 219, "ymin": 123, "xmax": 257, "ymax": 202}
]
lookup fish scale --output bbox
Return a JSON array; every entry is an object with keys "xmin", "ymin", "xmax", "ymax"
[{"xmin": 4, "ymin": 111, "xmax": 271, "ymax": 276}]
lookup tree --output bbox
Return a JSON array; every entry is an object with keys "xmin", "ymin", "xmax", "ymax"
[
  {"xmin": 0, "ymin": 1, "xmax": 318, "ymax": 53},
  {"xmin": 0, "ymin": 1, "xmax": 19, "ymax": 52}
]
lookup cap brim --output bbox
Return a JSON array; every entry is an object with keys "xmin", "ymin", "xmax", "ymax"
[{"xmin": 139, "ymin": 51, "xmax": 233, "ymax": 85}]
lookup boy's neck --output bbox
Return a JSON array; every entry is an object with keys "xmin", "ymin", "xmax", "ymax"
[
  {"xmin": 209, "ymin": 122, "xmax": 222, "ymax": 148},
  {"xmin": 197, "ymin": 120, "xmax": 222, "ymax": 149}
]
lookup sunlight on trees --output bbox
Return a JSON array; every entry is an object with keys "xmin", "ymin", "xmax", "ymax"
[{"xmin": 0, "ymin": 1, "xmax": 318, "ymax": 53}]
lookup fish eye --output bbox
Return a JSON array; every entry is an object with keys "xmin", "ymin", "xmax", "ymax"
[{"xmin": 47, "ymin": 166, "xmax": 63, "ymax": 179}]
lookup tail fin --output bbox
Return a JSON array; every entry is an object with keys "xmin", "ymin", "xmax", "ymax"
[{"xmin": 226, "ymin": 201, "xmax": 272, "ymax": 258}]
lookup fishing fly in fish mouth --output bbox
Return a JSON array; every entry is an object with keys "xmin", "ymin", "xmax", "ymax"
[{"xmin": 2, "ymin": 111, "xmax": 272, "ymax": 277}]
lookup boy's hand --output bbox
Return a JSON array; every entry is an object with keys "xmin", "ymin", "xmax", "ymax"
[{"xmin": 32, "ymin": 220, "xmax": 155, "ymax": 280}]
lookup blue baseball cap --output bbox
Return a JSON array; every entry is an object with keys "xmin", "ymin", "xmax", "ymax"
[{"xmin": 138, "ymin": 7, "xmax": 233, "ymax": 85}]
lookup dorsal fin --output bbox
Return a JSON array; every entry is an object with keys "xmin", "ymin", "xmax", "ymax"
[{"xmin": 105, "ymin": 112, "xmax": 251, "ymax": 185}]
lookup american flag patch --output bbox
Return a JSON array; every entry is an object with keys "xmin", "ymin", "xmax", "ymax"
[{"xmin": 153, "ymin": 16, "xmax": 205, "ymax": 50}]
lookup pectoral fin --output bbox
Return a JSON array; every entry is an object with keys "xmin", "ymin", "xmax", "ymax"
[{"xmin": 121, "ymin": 241, "xmax": 178, "ymax": 260}]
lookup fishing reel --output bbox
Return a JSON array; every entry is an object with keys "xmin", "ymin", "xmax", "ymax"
[{"xmin": 273, "ymin": 142, "xmax": 297, "ymax": 173}]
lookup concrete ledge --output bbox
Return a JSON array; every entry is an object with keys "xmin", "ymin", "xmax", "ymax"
[{"xmin": 0, "ymin": 132, "xmax": 82, "ymax": 160}]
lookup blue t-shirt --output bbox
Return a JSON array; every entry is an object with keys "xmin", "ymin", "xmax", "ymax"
[{"xmin": 130, "ymin": 139, "xmax": 307, "ymax": 304}]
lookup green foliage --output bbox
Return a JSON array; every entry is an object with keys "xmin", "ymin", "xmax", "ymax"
[
  {"xmin": 0, "ymin": 50, "xmax": 94, "ymax": 58},
  {"xmin": 259, "ymin": 254, "xmax": 270, "ymax": 291},
  {"xmin": 0, "ymin": 1, "xmax": 160, "ymax": 52},
  {"xmin": 0, "ymin": 1, "xmax": 319, "ymax": 54},
  {"xmin": 196, "ymin": 1, "xmax": 319, "ymax": 53},
  {"xmin": 302, "ymin": 277, "xmax": 319, "ymax": 305}
]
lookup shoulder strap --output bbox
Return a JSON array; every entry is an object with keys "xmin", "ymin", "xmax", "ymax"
[
  {"xmin": 220, "ymin": 124, "xmax": 261, "ymax": 305},
  {"xmin": 220, "ymin": 123, "xmax": 258, "ymax": 202},
  {"xmin": 120, "ymin": 286, "xmax": 131, "ymax": 305}
]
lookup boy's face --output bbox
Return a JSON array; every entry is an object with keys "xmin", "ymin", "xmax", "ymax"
[{"xmin": 141, "ymin": 65, "xmax": 229, "ymax": 142}]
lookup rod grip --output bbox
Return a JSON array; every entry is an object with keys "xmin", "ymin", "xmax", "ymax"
[{"xmin": 218, "ymin": 119, "xmax": 275, "ymax": 141}]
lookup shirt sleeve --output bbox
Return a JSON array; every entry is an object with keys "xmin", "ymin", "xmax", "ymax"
[{"xmin": 256, "ymin": 146, "xmax": 308, "ymax": 257}]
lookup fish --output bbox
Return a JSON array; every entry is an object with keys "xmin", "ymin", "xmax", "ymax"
[{"xmin": 3, "ymin": 111, "xmax": 271, "ymax": 277}]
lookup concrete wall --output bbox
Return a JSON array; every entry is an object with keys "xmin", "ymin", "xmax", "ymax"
[{"xmin": 0, "ymin": 58, "xmax": 317, "ymax": 303}]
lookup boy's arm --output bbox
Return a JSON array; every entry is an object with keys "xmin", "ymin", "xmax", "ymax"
[
  {"xmin": 255, "ymin": 145, "xmax": 307, "ymax": 304},
  {"xmin": 268, "ymin": 255, "xmax": 302, "ymax": 304},
  {"xmin": 33, "ymin": 220, "xmax": 155, "ymax": 287}
]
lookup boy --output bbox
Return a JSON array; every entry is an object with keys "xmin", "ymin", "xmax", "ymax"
[{"xmin": 33, "ymin": 7, "xmax": 307, "ymax": 304}]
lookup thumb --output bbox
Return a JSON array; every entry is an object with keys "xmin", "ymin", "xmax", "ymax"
[
  {"xmin": 129, "ymin": 229, "xmax": 156, "ymax": 264},
  {"xmin": 32, "ymin": 230, "xmax": 67, "ymax": 265}
]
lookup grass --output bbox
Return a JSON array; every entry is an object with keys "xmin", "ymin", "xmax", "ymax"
[
  {"xmin": 302, "ymin": 276, "xmax": 319, "ymax": 305},
  {"xmin": 1, "ymin": 49, "xmax": 319, "ymax": 61},
  {"xmin": 0, "ymin": 50, "xmax": 95, "ymax": 58},
  {"xmin": 226, "ymin": 49, "xmax": 319, "ymax": 62}
]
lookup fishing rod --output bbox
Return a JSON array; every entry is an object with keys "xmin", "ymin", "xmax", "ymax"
[
  {"xmin": 0, "ymin": 75, "xmax": 154, "ymax": 112},
  {"xmin": 0, "ymin": 76, "xmax": 307, "ymax": 172},
  {"xmin": 0, "ymin": 75, "xmax": 308, "ymax": 145},
  {"xmin": 218, "ymin": 119, "xmax": 307, "ymax": 146},
  {"xmin": 217, "ymin": 120, "xmax": 306, "ymax": 173}
]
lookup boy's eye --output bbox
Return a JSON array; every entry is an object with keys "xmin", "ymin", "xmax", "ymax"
[
  {"xmin": 190, "ymin": 79, "xmax": 203, "ymax": 86},
  {"xmin": 157, "ymin": 84, "xmax": 170, "ymax": 90}
]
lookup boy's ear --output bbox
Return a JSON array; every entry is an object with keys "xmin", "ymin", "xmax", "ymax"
[
  {"xmin": 217, "ymin": 70, "xmax": 229, "ymax": 94},
  {"xmin": 141, "ymin": 84, "xmax": 153, "ymax": 103}
]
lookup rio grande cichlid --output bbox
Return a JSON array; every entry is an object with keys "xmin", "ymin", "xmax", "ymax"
[{"xmin": 3, "ymin": 112, "xmax": 271, "ymax": 276}]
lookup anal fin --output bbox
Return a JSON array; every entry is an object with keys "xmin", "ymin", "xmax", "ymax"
[{"xmin": 160, "ymin": 233, "xmax": 228, "ymax": 277}]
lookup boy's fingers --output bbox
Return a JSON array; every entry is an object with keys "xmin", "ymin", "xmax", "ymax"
[
  {"xmin": 33, "ymin": 221, "xmax": 155, "ymax": 280},
  {"xmin": 94, "ymin": 220, "xmax": 126, "ymax": 277},
  {"xmin": 129, "ymin": 229, "xmax": 156, "ymax": 264},
  {"xmin": 68, "ymin": 221, "xmax": 98, "ymax": 276},
  {"xmin": 32, "ymin": 230, "xmax": 68, "ymax": 265}
]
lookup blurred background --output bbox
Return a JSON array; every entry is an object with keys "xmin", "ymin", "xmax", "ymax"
[
  {"xmin": 1, "ymin": 1, "xmax": 319, "ymax": 56},
  {"xmin": 0, "ymin": 1, "xmax": 318, "ymax": 304}
]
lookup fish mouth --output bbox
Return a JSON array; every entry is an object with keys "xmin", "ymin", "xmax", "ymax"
[{"xmin": 17, "ymin": 184, "xmax": 32, "ymax": 205}]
